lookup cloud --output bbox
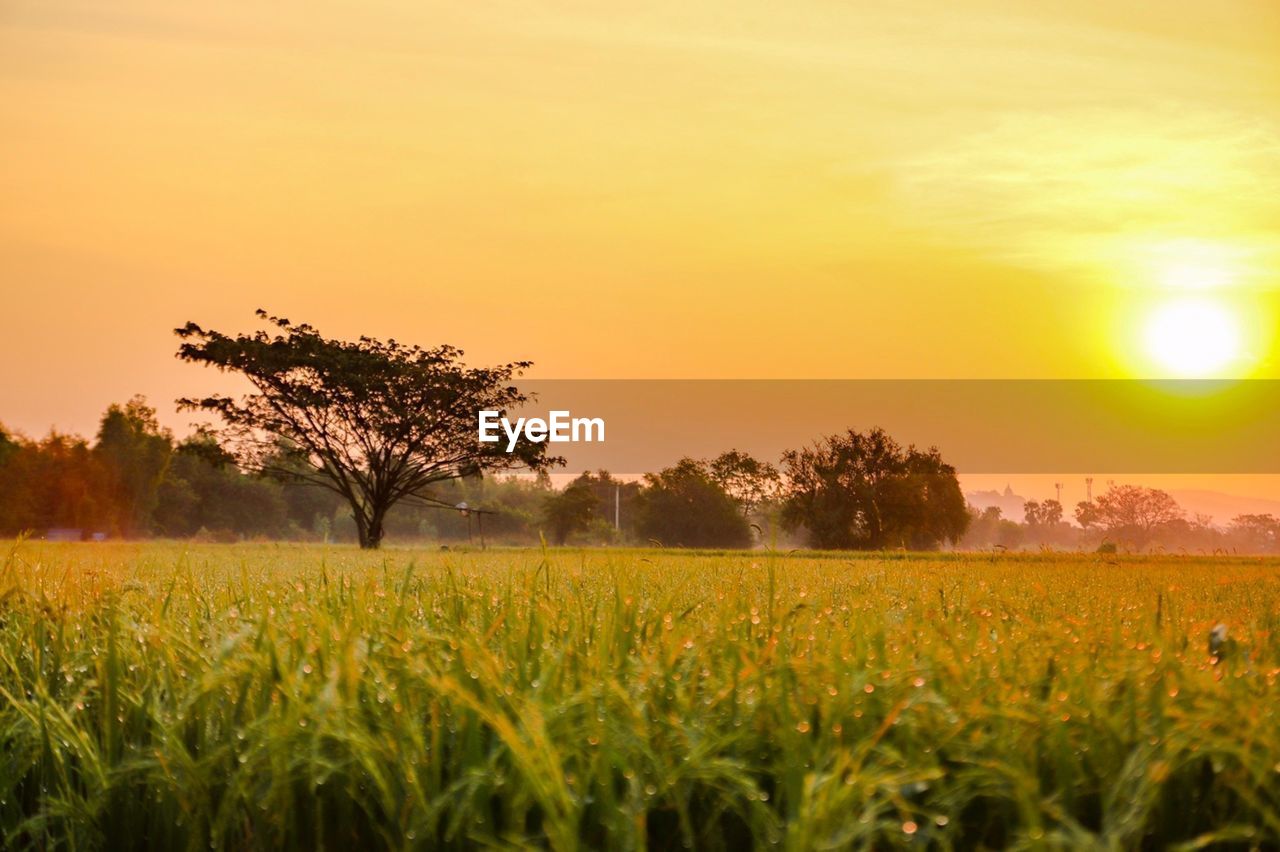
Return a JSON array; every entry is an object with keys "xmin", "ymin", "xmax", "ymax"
[{"xmin": 895, "ymin": 105, "xmax": 1280, "ymax": 288}]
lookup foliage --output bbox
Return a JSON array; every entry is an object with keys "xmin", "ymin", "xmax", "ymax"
[
  {"xmin": 0, "ymin": 406, "xmax": 344, "ymax": 542},
  {"xmin": 0, "ymin": 426, "xmax": 16, "ymax": 465},
  {"xmin": 538, "ymin": 471, "xmax": 640, "ymax": 546},
  {"xmin": 1075, "ymin": 499, "xmax": 1100, "ymax": 529},
  {"xmin": 635, "ymin": 459, "xmax": 752, "ymax": 548},
  {"xmin": 175, "ymin": 311, "xmax": 558, "ymax": 548},
  {"xmin": 542, "ymin": 476, "xmax": 599, "ymax": 545},
  {"xmin": 153, "ymin": 431, "xmax": 292, "ymax": 539},
  {"xmin": 1023, "ymin": 498, "xmax": 1064, "ymax": 527},
  {"xmin": 707, "ymin": 450, "xmax": 781, "ymax": 517},
  {"xmin": 352, "ymin": 474, "xmax": 546, "ymax": 545},
  {"xmin": 1228, "ymin": 514, "xmax": 1280, "ymax": 553},
  {"xmin": 781, "ymin": 428, "xmax": 969, "ymax": 550},
  {"xmin": 960, "ymin": 505, "xmax": 1025, "ymax": 551},
  {"xmin": 94, "ymin": 397, "xmax": 173, "ymax": 537},
  {"xmin": 1, "ymin": 543, "xmax": 1279, "ymax": 850},
  {"xmin": 0, "ymin": 431, "xmax": 111, "ymax": 535},
  {"xmin": 1085, "ymin": 485, "xmax": 1184, "ymax": 548},
  {"xmin": 6, "ymin": 401, "xmax": 1279, "ymax": 553}
]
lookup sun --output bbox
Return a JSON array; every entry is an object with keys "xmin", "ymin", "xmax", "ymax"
[{"xmin": 1142, "ymin": 296, "xmax": 1241, "ymax": 377}]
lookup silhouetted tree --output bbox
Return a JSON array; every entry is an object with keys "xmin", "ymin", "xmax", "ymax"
[
  {"xmin": 707, "ymin": 450, "xmax": 781, "ymax": 517},
  {"xmin": 1090, "ymin": 484, "xmax": 1183, "ymax": 549},
  {"xmin": 175, "ymin": 311, "xmax": 558, "ymax": 548},
  {"xmin": 542, "ymin": 476, "xmax": 598, "ymax": 545},
  {"xmin": 95, "ymin": 396, "xmax": 173, "ymax": 537},
  {"xmin": 1024, "ymin": 499, "xmax": 1063, "ymax": 527},
  {"xmin": 635, "ymin": 459, "xmax": 751, "ymax": 548},
  {"xmin": 1074, "ymin": 500, "xmax": 1100, "ymax": 529},
  {"xmin": 538, "ymin": 470, "xmax": 639, "ymax": 545},
  {"xmin": 780, "ymin": 427, "xmax": 968, "ymax": 550},
  {"xmin": 1228, "ymin": 513, "xmax": 1279, "ymax": 553}
]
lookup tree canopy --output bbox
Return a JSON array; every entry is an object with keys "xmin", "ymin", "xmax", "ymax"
[
  {"xmin": 780, "ymin": 427, "xmax": 969, "ymax": 550},
  {"xmin": 1077, "ymin": 484, "xmax": 1183, "ymax": 548},
  {"xmin": 175, "ymin": 311, "xmax": 558, "ymax": 548},
  {"xmin": 635, "ymin": 459, "xmax": 752, "ymax": 549},
  {"xmin": 707, "ymin": 449, "xmax": 781, "ymax": 517},
  {"xmin": 96, "ymin": 397, "xmax": 173, "ymax": 537}
]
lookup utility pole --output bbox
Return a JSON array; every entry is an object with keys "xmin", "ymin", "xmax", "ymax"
[
  {"xmin": 615, "ymin": 484, "xmax": 621, "ymax": 530},
  {"xmin": 1085, "ymin": 477, "xmax": 1094, "ymax": 503}
]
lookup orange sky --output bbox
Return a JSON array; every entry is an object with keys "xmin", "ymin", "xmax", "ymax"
[{"xmin": 2, "ymin": 0, "xmax": 1279, "ymax": 474}]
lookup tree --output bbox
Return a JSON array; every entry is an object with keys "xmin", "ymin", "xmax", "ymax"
[
  {"xmin": 539, "ymin": 470, "xmax": 640, "ymax": 545},
  {"xmin": 1228, "ymin": 513, "xmax": 1279, "ymax": 553},
  {"xmin": 0, "ymin": 431, "xmax": 112, "ymax": 535},
  {"xmin": 258, "ymin": 438, "xmax": 345, "ymax": 534},
  {"xmin": 707, "ymin": 450, "xmax": 781, "ymax": 516},
  {"xmin": 1074, "ymin": 500, "xmax": 1100, "ymax": 529},
  {"xmin": 175, "ymin": 311, "xmax": 559, "ymax": 548},
  {"xmin": 961, "ymin": 505, "xmax": 1003, "ymax": 549},
  {"xmin": 95, "ymin": 396, "xmax": 173, "ymax": 537},
  {"xmin": 0, "ymin": 425, "xmax": 16, "ymax": 466},
  {"xmin": 542, "ymin": 476, "xmax": 599, "ymax": 545},
  {"xmin": 1090, "ymin": 484, "xmax": 1183, "ymax": 548},
  {"xmin": 1024, "ymin": 499, "xmax": 1063, "ymax": 527},
  {"xmin": 387, "ymin": 474, "xmax": 550, "ymax": 544},
  {"xmin": 581, "ymin": 470, "xmax": 642, "ymax": 537},
  {"xmin": 780, "ymin": 427, "xmax": 968, "ymax": 550},
  {"xmin": 154, "ymin": 430, "xmax": 292, "ymax": 540},
  {"xmin": 635, "ymin": 459, "xmax": 752, "ymax": 548}
]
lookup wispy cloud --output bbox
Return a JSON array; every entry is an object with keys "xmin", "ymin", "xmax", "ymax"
[{"xmin": 895, "ymin": 106, "xmax": 1280, "ymax": 288}]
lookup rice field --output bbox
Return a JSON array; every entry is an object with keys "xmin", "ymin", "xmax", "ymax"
[{"xmin": 1, "ymin": 541, "xmax": 1278, "ymax": 850}]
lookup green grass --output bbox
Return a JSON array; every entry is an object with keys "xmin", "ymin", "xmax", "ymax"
[{"xmin": 1, "ymin": 541, "xmax": 1279, "ymax": 850}]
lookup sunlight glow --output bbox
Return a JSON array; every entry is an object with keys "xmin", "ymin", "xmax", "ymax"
[
  {"xmin": 1149, "ymin": 239, "xmax": 1241, "ymax": 290},
  {"xmin": 1143, "ymin": 297, "xmax": 1241, "ymax": 377}
]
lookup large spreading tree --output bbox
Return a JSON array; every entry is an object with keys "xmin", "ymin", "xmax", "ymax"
[
  {"xmin": 780, "ymin": 427, "xmax": 969, "ymax": 550},
  {"xmin": 176, "ymin": 311, "xmax": 558, "ymax": 548},
  {"xmin": 1076, "ymin": 484, "xmax": 1183, "ymax": 548}
]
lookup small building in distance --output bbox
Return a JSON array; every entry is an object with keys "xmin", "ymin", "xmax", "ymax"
[{"xmin": 964, "ymin": 484, "xmax": 1028, "ymax": 523}]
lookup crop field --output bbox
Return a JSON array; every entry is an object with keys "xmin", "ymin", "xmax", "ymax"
[{"xmin": 1, "ymin": 542, "xmax": 1278, "ymax": 850}]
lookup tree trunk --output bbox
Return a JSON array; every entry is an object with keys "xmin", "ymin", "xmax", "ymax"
[
  {"xmin": 357, "ymin": 506, "xmax": 386, "ymax": 549},
  {"xmin": 353, "ymin": 511, "xmax": 370, "ymax": 548},
  {"xmin": 351, "ymin": 495, "xmax": 390, "ymax": 549},
  {"xmin": 365, "ymin": 517, "xmax": 385, "ymax": 549}
]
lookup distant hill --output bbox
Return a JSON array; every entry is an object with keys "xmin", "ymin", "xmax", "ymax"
[{"xmin": 1169, "ymin": 490, "xmax": 1280, "ymax": 525}]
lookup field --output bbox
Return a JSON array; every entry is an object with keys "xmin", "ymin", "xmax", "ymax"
[{"xmin": 1, "ymin": 543, "xmax": 1278, "ymax": 850}]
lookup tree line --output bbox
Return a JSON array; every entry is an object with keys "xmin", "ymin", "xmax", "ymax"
[
  {"xmin": 4, "ymin": 311, "xmax": 1275, "ymax": 552},
  {"xmin": 0, "ymin": 398, "xmax": 969, "ymax": 550},
  {"xmin": 4, "ymin": 400, "xmax": 1275, "ymax": 553},
  {"xmin": 0, "ymin": 399, "xmax": 336, "ymax": 541},
  {"xmin": 963, "ymin": 486, "xmax": 1280, "ymax": 554}
]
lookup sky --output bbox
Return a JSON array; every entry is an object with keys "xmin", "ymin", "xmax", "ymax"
[{"xmin": 2, "ymin": 0, "xmax": 1279, "ymax": 503}]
